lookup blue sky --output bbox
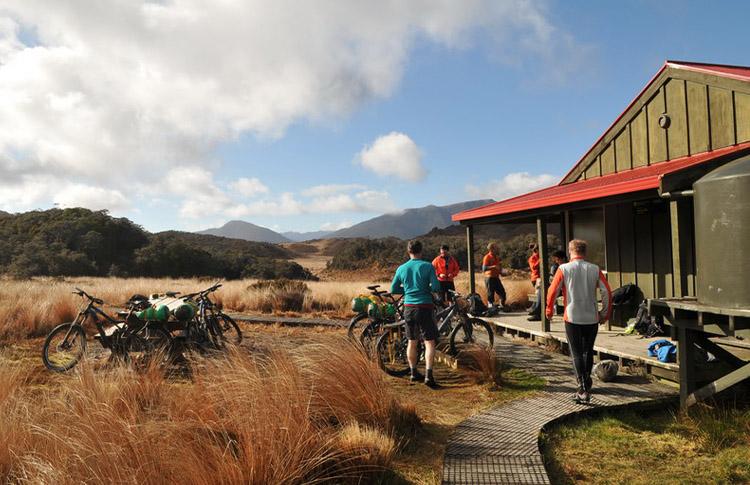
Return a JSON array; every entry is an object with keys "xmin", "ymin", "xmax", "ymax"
[{"xmin": 1, "ymin": 1, "xmax": 749, "ymax": 233}]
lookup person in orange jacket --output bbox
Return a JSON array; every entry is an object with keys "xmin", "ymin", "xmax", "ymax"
[
  {"xmin": 527, "ymin": 243, "xmax": 541, "ymax": 320},
  {"xmin": 482, "ymin": 242, "xmax": 506, "ymax": 312},
  {"xmin": 431, "ymin": 244, "xmax": 460, "ymax": 303}
]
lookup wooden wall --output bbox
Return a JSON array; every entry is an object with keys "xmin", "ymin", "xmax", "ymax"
[
  {"xmin": 600, "ymin": 199, "xmax": 696, "ymax": 300},
  {"xmin": 574, "ymin": 76, "xmax": 750, "ymax": 182}
]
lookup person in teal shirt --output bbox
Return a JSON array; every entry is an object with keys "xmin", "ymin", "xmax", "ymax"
[{"xmin": 391, "ymin": 240, "xmax": 441, "ymax": 387}]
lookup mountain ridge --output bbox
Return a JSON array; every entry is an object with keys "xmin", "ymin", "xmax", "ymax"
[
  {"xmin": 327, "ymin": 199, "xmax": 493, "ymax": 239},
  {"xmin": 197, "ymin": 220, "xmax": 291, "ymax": 243}
]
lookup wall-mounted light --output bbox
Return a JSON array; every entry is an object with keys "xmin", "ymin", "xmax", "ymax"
[{"xmin": 658, "ymin": 113, "xmax": 671, "ymax": 129}]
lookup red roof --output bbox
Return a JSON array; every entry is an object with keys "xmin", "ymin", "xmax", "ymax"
[
  {"xmin": 454, "ymin": 60, "xmax": 750, "ymax": 224},
  {"xmin": 453, "ymin": 142, "xmax": 750, "ymax": 222}
]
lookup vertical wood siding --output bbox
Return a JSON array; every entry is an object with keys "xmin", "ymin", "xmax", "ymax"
[
  {"xmin": 575, "ymin": 75, "xmax": 750, "ymax": 182},
  {"xmin": 602, "ymin": 200, "xmax": 692, "ymax": 300}
]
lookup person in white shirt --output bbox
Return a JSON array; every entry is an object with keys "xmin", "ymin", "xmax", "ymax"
[{"xmin": 546, "ymin": 239, "xmax": 612, "ymax": 403}]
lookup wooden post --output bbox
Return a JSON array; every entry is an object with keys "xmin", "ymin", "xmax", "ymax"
[
  {"xmin": 670, "ymin": 200, "xmax": 683, "ymax": 297},
  {"xmin": 466, "ymin": 225, "xmax": 475, "ymax": 295},
  {"xmin": 563, "ymin": 210, "xmax": 572, "ymax": 251},
  {"xmin": 678, "ymin": 326, "xmax": 697, "ymax": 408},
  {"xmin": 537, "ymin": 216, "xmax": 550, "ymax": 332}
]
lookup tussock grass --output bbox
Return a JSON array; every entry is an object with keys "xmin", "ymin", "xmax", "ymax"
[
  {"xmin": 0, "ymin": 339, "xmax": 418, "ymax": 484},
  {"xmin": 0, "ymin": 275, "xmax": 532, "ymax": 342}
]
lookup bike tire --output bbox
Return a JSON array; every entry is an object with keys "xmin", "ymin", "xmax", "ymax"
[
  {"xmin": 359, "ymin": 319, "xmax": 382, "ymax": 356},
  {"xmin": 449, "ymin": 317, "xmax": 495, "ymax": 355},
  {"xmin": 42, "ymin": 323, "xmax": 87, "ymax": 372},
  {"xmin": 347, "ymin": 313, "xmax": 369, "ymax": 340},
  {"xmin": 375, "ymin": 328, "xmax": 411, "ymax": 376},
  {"xmin": 216, "ymin": 313, "xmax": 242, "ymax": 346},
  {"xmin": 139, "ymin": 325, "xmax": 175, "ymax": 364}
]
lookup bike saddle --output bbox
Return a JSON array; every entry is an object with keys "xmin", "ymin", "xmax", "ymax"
[
  {"xmin": 165, "ymin": 291, "xmax": 180, "ymax": 297},
  {"xmin": 366, "ymin": 285, "xmax": 381, "ymax": 290}
]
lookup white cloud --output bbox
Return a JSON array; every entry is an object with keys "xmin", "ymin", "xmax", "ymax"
[
  {"xmin": 301, "ymin": 183, "xmax": 366, "ymax": 197},
  {"xmin": 357, "ymin": 132, "xmax": 426, "ymax": 182},
  {"xmin": 53, "ymin": 184, "xmax": 130, "ymax": 211},
  {"xmin": 466, "ymin": 172, "xmax": 558, "ymax": 200},
  {"xmin": 230, "ymin": 177, "xmax": 269, "ymax": 198},
  {"xmin": 321, "ymin": 221, "xmax": 352, "ymax": 231},
  {"xmin": 0, "ymin": 1, "xmax": 587, "ymax": 215}
]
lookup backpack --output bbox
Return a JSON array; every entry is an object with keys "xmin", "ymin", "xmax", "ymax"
[
  {"xmin": 633, "ymin": 301, "xmax": 651, "ymax": 335},
  {"xmin": 467, "ymin": 293, "xmax": 488, "ymax": 316},
  {"xmin": 644, "ymin": 315, "xmax": 667, "ymax": 338},
  {"xmin": 612, "ymin": 283, "xmax": 638, "ymax": 306}
]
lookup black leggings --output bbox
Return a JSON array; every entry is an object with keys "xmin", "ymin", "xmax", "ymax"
[{"xmin": 564, "ymin": 323, "xmax": 598, "ymax": 391}]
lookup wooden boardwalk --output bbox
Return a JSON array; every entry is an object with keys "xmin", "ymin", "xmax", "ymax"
[
  {"xmin": 229, "ymin": 313, "xmax": 347, "ymax": 328},
  {"xmin": 442, "ymin": 334, "xmax": 676, "ymax": 484}
]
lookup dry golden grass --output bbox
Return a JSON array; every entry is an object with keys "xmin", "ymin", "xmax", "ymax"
[
  {"xmin": 0, "ymin": 338, "xmax": 417, "ymax": 484},
  {"xmin": 0, "ymin": 275, "xmax": 532, "ymax": 342}
]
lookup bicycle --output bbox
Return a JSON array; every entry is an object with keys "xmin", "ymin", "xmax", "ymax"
[
  {"xmin": 347, "ymin": 284, "xmax": 403, "ymax": 341},
  {"xmin": 42, "ymin": 288, "xmax": 173, "ymax": 372},
  {"xmin": 171, "ymin": 283, "xmax": 242, "ymax": 351},
  {"xmin": 374, "ymin": 290, "xmax": 494, "ymax": 376}
]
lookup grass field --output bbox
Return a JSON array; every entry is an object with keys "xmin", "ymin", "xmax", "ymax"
[
  {"xmin": 0, "ymin": 322, "xmax": 543, "ymax": 484},
  {"xmin": 0, "ymin": 275, "xmax": 532, "ymax": 342},
  {"xmin": 542, "ymin": 403, "xmax": 750, "ymax": 485}
]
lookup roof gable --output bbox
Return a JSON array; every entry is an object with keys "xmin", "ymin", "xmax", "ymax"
[{"xmin": 561, "ymin": 61, "xmax": 750, "ymax": 184}]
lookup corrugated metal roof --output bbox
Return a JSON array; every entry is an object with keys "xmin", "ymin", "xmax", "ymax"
[
  {"xmin": 453, "ymin": 60, "xmax": 750, "ymax": 224},
  {"xmin": 452, "ymin": 142, "xmax": 750, "ymax": 222}
]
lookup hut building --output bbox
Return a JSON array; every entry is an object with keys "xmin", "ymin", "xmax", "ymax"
[{"xmin": 453, "ymin": 61, "xmax": 750, "ymax": 407}]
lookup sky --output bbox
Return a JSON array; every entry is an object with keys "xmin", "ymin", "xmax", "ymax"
[{"xmin": 1, "ymin": 1, "xmax": 749, "ymax": 234}]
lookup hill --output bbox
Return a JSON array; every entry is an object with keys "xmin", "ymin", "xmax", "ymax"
[
  {"xmin": 328, "ymin": 200, "xmax": 493, "ymax": 239},
  {"xmin": 281, "ymin": 230, "xmax": 332, "ymax": 242},
  {"xmin": 197, "ymin": 220, "xmax": 291, "ymax": 243},
  {"xmin": 0, "ymin": 208, "xmax": 312, "ymax": 280}
]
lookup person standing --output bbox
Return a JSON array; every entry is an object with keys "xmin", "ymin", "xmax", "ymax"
[
  {"xmin": 391, "ymin": 240, "xmax": 442, "ymax": 387},
  {"xmin": 432, "ymin": 244, "xmax": 460, "ymax": 303},
  {"xmin": 529, "ymin": 248, "xmax": 567, "ymax": 321},
  {"xmin": 546, "ymin": 239, "xmax": 612, "ymax": 403},
  {"xmin": 482, "ymin": 242, "xmax": 506, "ymax": 313},
  {"xmin": 527, "ymin": 243, "xmax": 541, "ymax": 320}
]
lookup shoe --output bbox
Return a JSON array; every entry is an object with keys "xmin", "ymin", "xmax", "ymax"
[
  {"xmin": 409, "ymin": 371, "xmax": 424, "ymax": 382},
  {"xmin": 574, "ymin": 391, "xmax": 586, "ymax": 403},
  {"xmin": 581, "ymin": 391, "xmax": 591, "ymax": 403},
  {"xmin": 424, "ymin": 376, "xmax": 439, "ymax": 388},
  {"xmin": 527, "ymin": 315, "xmax": 541, "ymax": 322}
]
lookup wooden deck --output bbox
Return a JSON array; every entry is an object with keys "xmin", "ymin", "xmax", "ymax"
[{"xmin": 481, "ymin": 312, "xmax": 750, "ymax": 383}]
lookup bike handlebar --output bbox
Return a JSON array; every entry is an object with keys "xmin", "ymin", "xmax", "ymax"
[{"xmin": 73, "ymin": 288, "xmax": 104, "ymax": 305}]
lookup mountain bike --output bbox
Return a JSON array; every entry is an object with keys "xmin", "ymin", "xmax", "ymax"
[
  {"xmin": 374, "ymin": 290, "xmax": 494, "ymax": 375},
  {"xmin": 42, "ymin": 288, "xmax": 173, "ymax": 372},
  {"xmin": 172, "ymin": 283, "xmax": 242, "ymax": 350},
  {"xmin": 347, "ymin": 284, "xmax": 404, "ymax": 341}
]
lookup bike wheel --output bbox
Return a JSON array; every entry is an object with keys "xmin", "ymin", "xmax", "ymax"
[
  {"xmin": 123, "ymin": 330, "xmax": 162, "ymax": 369},
  {"xmin": 139, "ymin": 325, "xmax": 175, "ymax": 364},
  {"xmin": 347, "ymin": 313, "xmax": 369, "ymax": 340},
  {"xmin": 375, "ymin": 328, "xmax": 411, "ymax": 376},
  {"xmin": 42, "ymin": 323, "xmax": 87, "ymax": 372},
  {"xmin": 449, "ymin": 317, "xmax": 495, "ymax": 355},
  {"xmin": 216, "ymin": 313, "xmax": 242, "ymax": 346},
  {"xmin": 359, "ymin": 319, "xmax": 382, "ymax": 356}
]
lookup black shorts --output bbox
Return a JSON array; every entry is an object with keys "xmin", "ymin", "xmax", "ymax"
[
  {"xmin": 485, "ymin": 277, "xmax": 506, "ymax": 304},
  {"xmin": 404, "ymin": 306, "xmax": 439, "ymax": 341},
  {"xmin": 439, "ymin": 281, "xmax": 456, "ymax": 300}
]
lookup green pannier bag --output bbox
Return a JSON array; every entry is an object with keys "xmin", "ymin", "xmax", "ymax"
[
  {"xmin": 136, "ymin": 306, "xmax": 155, "ymax": 321},
  {"xmin": 351, "ymin": 297, "xmax": 368, "ymax": 313},
  {"xmin": 172, "ymin": 303, "xmax": 196, "ymax": 321},
  {"xmin": 154, "ymin": 305, "xmax": 170, "ymax": 322},
  {"xmin": 367, "ymin": 302, "xmax": 380, "ymax": 319}
]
